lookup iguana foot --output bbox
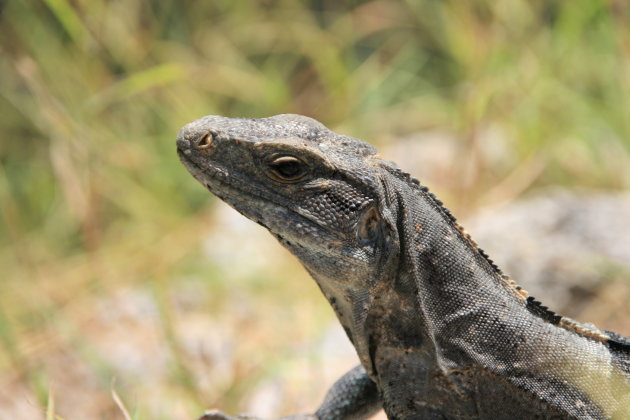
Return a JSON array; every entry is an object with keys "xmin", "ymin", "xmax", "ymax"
[{"xmin": 198, "ymin": 410, "xmax": 316, "ymax": 420}]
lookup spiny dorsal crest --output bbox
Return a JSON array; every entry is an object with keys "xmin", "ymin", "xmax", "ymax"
[{"xmin": 383, "ymin": 165, "xmax": 620, "ymax": 346}]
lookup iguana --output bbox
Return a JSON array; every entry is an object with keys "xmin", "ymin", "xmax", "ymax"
[{"xmin": 176, "ymin": 114, "xmax": 630, "ymax": 420}]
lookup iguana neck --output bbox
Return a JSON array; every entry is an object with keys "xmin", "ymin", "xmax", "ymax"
[
  {"xmin": 379, "ymin": 167, "xmax": 530, "ymax": 342},
  {"xmin": 307, "ymin": 164, "xmax": 537, "ymax": 377}
]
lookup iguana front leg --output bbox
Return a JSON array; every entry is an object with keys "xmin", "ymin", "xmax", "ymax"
[{"xmin": 200, "ymin": 365, "xmax": 382, "ymax": 420}]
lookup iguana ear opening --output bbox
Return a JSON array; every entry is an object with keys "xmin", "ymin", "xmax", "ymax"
[{"xmin": 357, "ymin": 206, "xmax": 381, "ymax": 242}]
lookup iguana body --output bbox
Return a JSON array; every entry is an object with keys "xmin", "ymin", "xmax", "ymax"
[{"xmin": 176, "ymin": 114, "xmax": 630, "ymax": 420}]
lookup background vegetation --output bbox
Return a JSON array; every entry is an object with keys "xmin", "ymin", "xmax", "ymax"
[{"xmin": 1, "ymin": 1, "xmax": 629, "ymax": 419}]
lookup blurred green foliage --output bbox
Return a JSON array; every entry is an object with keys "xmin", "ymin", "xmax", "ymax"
[{"xmin": 0, "ymin": 0, "xmax": 629, "ymax": 418}]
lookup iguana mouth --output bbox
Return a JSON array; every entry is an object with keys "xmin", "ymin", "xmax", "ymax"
[{"xmin": 177, "ymin": 147, "xmax": 282, "ymax": 208}]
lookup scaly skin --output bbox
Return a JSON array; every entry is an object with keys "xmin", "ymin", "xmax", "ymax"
[{"xmin": 177, "ymin": 114, "xmax": 630, "ymax": 420}]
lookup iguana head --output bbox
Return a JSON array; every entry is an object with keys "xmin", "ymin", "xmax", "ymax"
[
  {"xmin": 177, "ymin": 114, "xmax": 397, "ymax": 281},
  {"xmin": 177, "ymin": 114, "xmax": 399, "ymax": 354}
]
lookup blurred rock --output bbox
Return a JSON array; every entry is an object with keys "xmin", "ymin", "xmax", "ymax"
[{"xmin": 466, "ymin": 189, "xmax": 630, "ymax": 334}]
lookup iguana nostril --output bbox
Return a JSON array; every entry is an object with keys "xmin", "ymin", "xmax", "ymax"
[
  {"xmin": 175, "ymin": 137, "xmax": 191, "ymax": 152},
  {"xmin": 195, "ymin": 131, "xmax": 215, "ymax": 149}
]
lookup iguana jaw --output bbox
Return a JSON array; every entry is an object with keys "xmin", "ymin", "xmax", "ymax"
[{"xmin": 178, "ymin": 146, "xmax": 350, "ymax": 259}]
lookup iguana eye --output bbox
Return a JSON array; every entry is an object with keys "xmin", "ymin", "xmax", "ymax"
[{"xmin": 268, "ymin": 156, "xmax": 309, "ymax": 183}]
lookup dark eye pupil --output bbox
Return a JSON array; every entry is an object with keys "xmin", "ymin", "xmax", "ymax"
[
  {"xmin": 269, "ymin": 156, "xmax": 307, "ymax": 182},
  {"xmin": 275, "ymin": 160, "xmax": 300, "ymax": 177}
]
